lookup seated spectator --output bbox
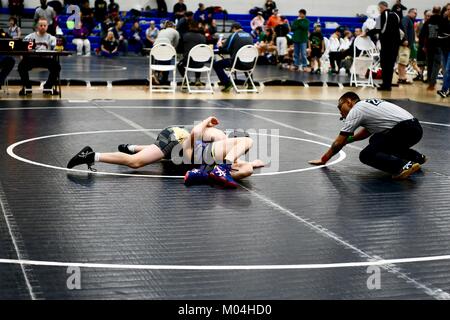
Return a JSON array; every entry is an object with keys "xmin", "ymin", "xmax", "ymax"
[
  {"xmin": 80, "ymin": 0, "xmax": 95, "ymax": 35},
  {"xmin": 173, "ymin": 0, "xmax": 187, "ymax": 23},
  {"xmin": 339, "ymin": 30, "xmax": 353, "ymax": 52},
  {"xmin": 94, "ymin": 0, "xmax": 108, "ymax": 23},
  {"xmin": 213, "ymin": 23, "xmax": 254, "ymax": 92},
  {"xmin": 108, "ymin": 0, "xmax": 119, "ymax": 19},
  {"xmin": 251, "ymin": 12, "xmax": 265, "ymax": 38},
  {"xmin": 194, "ymin": 3, "xmax": 209, "ymax": 23},
  {"xmin": 200, "ymin": 20, "xmax": 217, "ymax": 45},
  {"xmin": 308, "ymin": 23, "xmax": 324, "ymax": 74},
  {"xmin": 256, "ymin": 27, "xmax": 277, "ymax": 60},
  {"xmin": 177, "ymin": 11, "xmax": 194, "ymax": 37},
  {"xmin": 328, "ymin": 28, "xmax": 342, "ymax": 73},
  {"xmin": 266, "ymin": 9, "xmax": 281, "ymax": 29},
  {"xmin": 128, "ymin": 21, "xmax": 144, "ymax": 55},
  {"xmin": 112, "ymin": 20, "xmax": 128, "ymax": 55},
  {"xmin": 264, "ymin": 0, "xmax": 277, "ymax": 20},
  {"xmin": 156, "ymin": 0, "xmax": 168, "ymax": 18},
  {"xmin": 8, "ymin": 16, "xmax": 21, "ymax": 39},
  {"xmin": 18, "ymin": 17, "xmax": 60, "ymax": 95},
  {"xmin": 72, "ymin": 21, "xmax": 91, "ymax": 56},
  {"xmin": 178, "ymin": 19, "xmax": 207, "ymax": 86},
  {"xmin": 34, "ymin": 0, "xmax": 56, "ymax": 35},
  {"xmin": 100, "ymin": 30, "xmax": 119, "ymax": 57},
  {"xmin": 144, "ymin": 20, "xmax": 159, "ymax": 50},
  {"xmin": 155, "ymin": 21, "xmax": 180, "ymax": 85}
]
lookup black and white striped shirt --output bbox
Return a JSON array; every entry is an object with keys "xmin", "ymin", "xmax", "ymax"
[{"xmin": 340, "ymin": 99, "xmax": 414, "ymax": 135}]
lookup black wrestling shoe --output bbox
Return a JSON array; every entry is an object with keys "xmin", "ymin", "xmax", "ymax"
[
  {"xmin": 417, "ymin": 154, "xmax": 428, "ymax": 165},
  {"xmin": 118, "ymin": 144, "xmax": 135, "ymax": 155},
  {"xmin": 392, "ymin": 161, "xmax": 421, "ymax": 180},
  {"xmin": 67, "ymin": 146, "xmax": 95, "ymax": 170}
]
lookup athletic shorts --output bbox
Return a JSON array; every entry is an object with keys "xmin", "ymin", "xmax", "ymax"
[
  {"xmin": 154, "ymin": 127, "xmax": 180, "ymax": 159},
  {"xmin": 192, "ymin": 140, "xmax": 216, "ymax": 166}
]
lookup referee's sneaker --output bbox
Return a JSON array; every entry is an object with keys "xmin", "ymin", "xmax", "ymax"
[{"xmin": 309, "ymin": 92, "xmax": 426, "ymax": 180}]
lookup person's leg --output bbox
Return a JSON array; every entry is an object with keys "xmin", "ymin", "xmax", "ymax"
[
  {"xmin": 293, "ymin": 42, "xmax": 300, "ymax": 67},
  {"xmin": 213, "ymin": 58, "xmax": 232, "ymax": 86},
  {"xmin": 18, "ymin": 57, "xmax": 33, "ymax": 88},
  {"xmin": 73, "ymin": 39, "xmax": 83, "ymax": 55},
  {"xmin": 0, "ymin": 56, "xmax": 15, "ymax": 85},
  {"xmin": 202, "ymin": 127, "xmax": 227, "ymax": 142},
  {"xmin": 38, "ymin": 58, "xmax": 61, "ymax": 89},
  {"xmin": 441, "ymin": 51, "xmax": 450, "ymax": 92},
  {"xmin": 212, "ymin": 137, "xmax": 253, "ymax": 164},
  {"xmin": 97, "ymin": 144, "xmax": 164, "ymax": 169},
  {"xmin": 300, "ymin": 42, "xmax": 308, "ymax": 68},
  {"xmin": 386, "ymin": 119, "xmax": 425, "ymax": 163},
  {"xmin": 359, "ymin": 133, "xmax": 408, "ymax": 174},
  {"xmin": 427, "ymin": 49, "xmax": 440, "ymax": 87},
  {"xmin": 84, "ymin": 39, "xmax": 91, "ymax": 56}
]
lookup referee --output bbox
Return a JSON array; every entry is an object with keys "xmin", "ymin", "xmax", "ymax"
[{"xmin": 309, "ymin": 92, "xmax": 427, "ymax": 180}]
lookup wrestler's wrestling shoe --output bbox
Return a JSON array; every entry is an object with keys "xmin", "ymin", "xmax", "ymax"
[
  {"xmin": 67, "ymin": 146, "xmax": 96, "ymax": 171},
  {"xmin": 184, "ymin": 168, "xmax": 209, "ymax": 186},
  {"xmin": 392, "ymin": 161, "xmax": 421, "ymax": 180},
  {"xmin": 118, "ymin": 144, "xmax": 135, "ymax": 155},
  {"xmin": 209, "ymin": 164, "xmax": 238, "ymax": 189},
  {"xmin": 417, "ymin": 154, "xmax": 428, "ymax": 165}
]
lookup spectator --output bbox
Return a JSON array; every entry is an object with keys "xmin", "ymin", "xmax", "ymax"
[
  {"xmin": 108, "ymin": 0, "xmax": 119, "ymax": 19},
  {"xmin": 178, "ymin": 19, "xmax": 207, "ymax": 86},
  {"xmin": 401, "ymin": 8, "xmax": 422, "ymax": 79},
  {"xmin": 100, "ymin": 30, "xmax": 119, "ymax": 57},
  {"xmin": 437, "ymin": 4, "xmax": 450, "ymax": 98},
  {"xmin": 291, "ymin": 9, "xmax": 310, "ymax": 71},
  {"xmin": 266, "ymin": 9, "xmax": 281, "ymax": 29},
  {"xmin": 200, "ymin": 20, "xmax": 217, "ymax": 45},
  {"xmin": 94, "ymin": 0, "xmax": 108, "ymax": 23},
  {"xmin": 113, "ymin": 20, "xmax": 128, "ymax": 56},
  {"xmin": 8, "ymin": 0, "xmax": 24, "ymax": 26},
  {"xmin": 392, "ymin": 0, "xmax": 407, "ymax": 20},
  {"xmin": 309, "ymin": 23, "xmax": 325, "ymax": 74},
  {"xmin": 329, "ymin": 28, "xmax": 342, "ymax": 73},
  {"xmin": 72, "ymin": 21, "xmax": 91, "ymax": 56},
  {"xmin": 416, "ymin": 10, "xmax": 432, "ymax": 81},
  {"xmin": 213, "ymin": 22, "xmax": 254, "ymax": 92},
  {"xmin": 264, "ymin": 0, "xmax": 277, "ymax": 20},
  {"xmin": 145, "ymin": 20, "xmax": 159, "ymax": 49},
  {"xmin": 251, "ymin": 12, "xmax": 265, "ymax": 37},
  {"xmin": 8, "ymin": 16, "xmax": 21, "ymax": 39},
  {"xmin": 173, "ymin": 0, "xmax": 187, "ymax": 22},
  {"xmin": 128, "ymin": 21, "xmax": 144, "ymax": 55},
  {"xmin": 80, "ymin": 0, "xmax": 95, "ymax": 35},
  {"xmin": 367, "ymin": 1, "xmax": 402, "ymax": 91},
  {"xmin": 155, "ymin": 21, "xmax": 180, "ymax": 85},
  {"xmin": 156, "ymin": 21, "xmax": 180, "ymax": 48},
  {"xmin": 397, "ymin": 38, "xmax": 411, "ymax": 83},
  {"xmin": 34, "ymin": 0, "xmax": 56, "ymax": 35},
  {"xmin": 422, "ymin": 6, "xmax": 443, "ymax": 91},
  {"xmin": 257, "ymin": 27, "xmax": 277, "ymax": 60},
  {"xmin": 194, "ymin": 3, "xmax": 209, "ymax": 23},
  {"xmin": 274, "ymin": 16, "xmax": 290, "ymax": 65},
  {"xmin": 339, "ymin": 30, "xmax": 353, "ymax": 51},
  {"xmin": 157, "ymin": 0, "xmax": 168, "ymax": 18},
  {"xmin": 177, "ymin": 11, "xmax": 194, "ymax": 37},
  {"xmin": 18, "ymin": 18, "xmax": 60, "ymax": 96}
]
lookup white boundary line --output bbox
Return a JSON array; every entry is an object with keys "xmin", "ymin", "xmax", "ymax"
[
  {"xmin": 6, "ymin": 130, "xmax": 346, "ymax": 178},
  {"xmin": 1, "ymin": 255, "xmax": 450, "ymax": 271},
  {"xmin": 0, "ymin": 182, "xmax": 36, "ymax": 299}
]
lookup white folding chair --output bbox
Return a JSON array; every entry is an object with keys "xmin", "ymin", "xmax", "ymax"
[
  {"xmin": 350, "ymin": 36, "xmax": 378, "ymax": 87},
  {"xmin": 149, "ymin": 43, "xmax": 177, "ymax": 92},
  {"xmin": 181, "ymin": 44, "xmax": 214, "ymax": 94},
  {"xmin": 226, "ymin": 45, "xmax": 259, "ymax": 93}
]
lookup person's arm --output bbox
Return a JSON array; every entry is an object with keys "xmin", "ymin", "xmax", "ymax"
[
  {"xmin": 308, "ymin": 134, "xmax": 348, "ymax": 165},
  {"xmin": 352, "ymin": 128, "xmax": 372, "ymax": 142},
  {"xmin": 183, "ymin": 117, "xmax": 220, "ymax": 160}
]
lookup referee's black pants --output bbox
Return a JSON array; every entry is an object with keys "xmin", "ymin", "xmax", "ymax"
[
  {"xmin": 359, "ymin": 119, "xmax": 423, "ymax": 174},
  {"xmin": 18, "ymin": 57, "xmax": 61, "ymax": 89},
  {"xmin": 380, "ymin": 40, "xmax": 399, "ymax": 89}
]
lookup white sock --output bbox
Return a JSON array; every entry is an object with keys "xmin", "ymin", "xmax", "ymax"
[
  {"xmin": 128, "ymin": 145, "xmax": 137, "ymax": 153},
  {"xmin": 94, "ymin": 153, "xmax": 101, "ymax": 162}
]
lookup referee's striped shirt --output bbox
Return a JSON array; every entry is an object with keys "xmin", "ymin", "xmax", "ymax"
[{"xmin": 340, "ymin": 99, "xmax": 414, "ymax": 135}]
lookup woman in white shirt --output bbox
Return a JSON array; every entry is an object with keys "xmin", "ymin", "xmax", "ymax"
[
  {"xmin": 250, "ymin": 12, "xmax": 265, "ymax": 37},
  {"xmin": 328, "ymin": 28, "xmax": 342, "ymax": 73}
]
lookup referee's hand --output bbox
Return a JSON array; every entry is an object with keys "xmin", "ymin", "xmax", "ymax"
[{"xmin": 308, "ymin": 159, "xmax": 326, "ymax": 166}]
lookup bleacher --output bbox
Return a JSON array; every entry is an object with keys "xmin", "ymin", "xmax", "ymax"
[{"xmin": 0, "ymin": 6, "xmax": 367, "ymax": 53}]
